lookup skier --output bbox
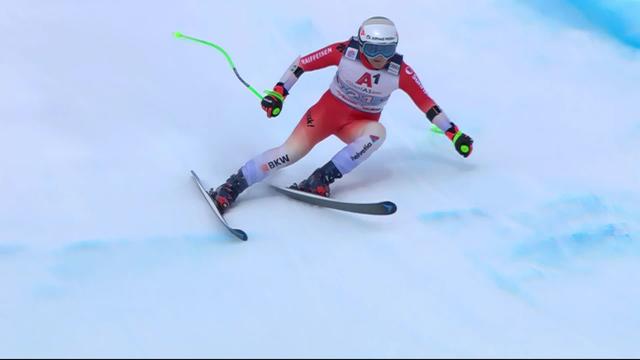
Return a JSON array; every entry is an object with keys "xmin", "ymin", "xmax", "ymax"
[{"xmin": 209, "ymin": 16, "xmax": 474, "ymax": 213}]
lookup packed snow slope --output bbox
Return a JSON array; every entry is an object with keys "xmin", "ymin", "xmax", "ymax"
[{"xmin": 1, "ymin": 0, "xmax": 639, "ymax": 357}]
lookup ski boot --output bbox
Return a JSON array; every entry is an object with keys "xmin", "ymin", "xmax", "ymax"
[
  {"xmin": 208, "ymin": 169, "xmax": 248, "ymax": 214},
  {"xmin": 290, "ymin": 161, "xmax": 343, "ymax": 197}
]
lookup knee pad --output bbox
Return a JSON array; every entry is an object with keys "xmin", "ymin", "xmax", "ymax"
[{"xmin": 361, "ymin": 122, "xmax": 387, "ymax": 144}]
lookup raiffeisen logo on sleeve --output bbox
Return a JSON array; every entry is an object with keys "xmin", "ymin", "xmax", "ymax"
[{"xmin": 301, "ymin": 47, "xmax": 333, "ymax": 65}]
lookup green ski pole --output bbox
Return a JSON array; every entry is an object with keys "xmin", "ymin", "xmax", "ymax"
[{"xmin": 174, "ymin": 32, "xmax": 284, "ymax": 107}]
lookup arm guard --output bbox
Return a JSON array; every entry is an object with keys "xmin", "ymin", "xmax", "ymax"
[
  {"xmin": 426, "ymin": 105, "xmax": 454, "ymax": 133},
  {"xmin": 278, "ymin": 57, "xmax": 305, "ymax": 94}
]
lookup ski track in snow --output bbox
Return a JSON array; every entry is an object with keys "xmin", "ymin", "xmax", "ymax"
[{"xmin": 1, "ymin": 0, "xmax": 639, "ymax": 357}]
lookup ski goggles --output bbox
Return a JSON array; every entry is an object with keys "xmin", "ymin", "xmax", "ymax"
[{"xmin": 361, "ymin": 42, "xmax": 397, "ymax": 59}]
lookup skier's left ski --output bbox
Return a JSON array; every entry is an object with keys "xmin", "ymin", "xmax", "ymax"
[
  {"xmin": 270, "ymin": 185, "xmax": 397, "ymax": 216},
  {"xmin": 191, "ymin": 170, "xmax": 248, "ymax": 241}
]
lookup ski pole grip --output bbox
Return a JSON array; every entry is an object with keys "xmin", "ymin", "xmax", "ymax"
[{"xmin": 264, "ymin": 90, "xmax": 285, "ymax": 102}]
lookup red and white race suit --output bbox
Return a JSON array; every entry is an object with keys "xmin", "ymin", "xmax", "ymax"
[{"xmin": 240, "ymin": 38, "xmax": 453, "ymax": 186}]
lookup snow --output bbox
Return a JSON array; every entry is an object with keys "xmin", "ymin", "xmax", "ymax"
[{"xmin": 1, "ymin": 0, "xmax": 639, "ymax": 357}]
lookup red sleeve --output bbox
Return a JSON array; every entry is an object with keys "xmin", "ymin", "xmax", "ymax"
[
  {"xmin": 298, "ymin": 40, "xmax": 349, "ymax": 72},
  {"xmin": 398, "ymin": 61, "xmax": 437, "ymax": 113}
]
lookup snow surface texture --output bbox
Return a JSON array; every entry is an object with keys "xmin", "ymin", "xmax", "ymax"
[{"xmin": 1, "ymin": 0, "xmax": 639, "ymax": 357}]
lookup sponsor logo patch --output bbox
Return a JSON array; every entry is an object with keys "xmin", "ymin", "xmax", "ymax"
[
  {"xmin": 388, "ymin": 61, "xmax": 400, "ymax": 76},
  {"xmin": 346, "ymin": 47, "xmax": 358, "ymax": 60}
]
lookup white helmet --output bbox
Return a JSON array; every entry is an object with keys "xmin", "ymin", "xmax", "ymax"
[{"xmin": 358, "ymin": 16, "xmax": 398, "ymax": 59}]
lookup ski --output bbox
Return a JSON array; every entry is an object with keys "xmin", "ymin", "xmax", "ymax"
[
  {"xmin": 270, "ymin": 185, "xmax": 397, "ymax": 216},
  {"xmin": 191, "ymin": 170, "xmax": 248, "ymax": 241}
]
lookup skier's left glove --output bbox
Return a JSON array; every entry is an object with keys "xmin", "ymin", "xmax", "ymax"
[
  {"xmin": 445, "ymin": 124, "xmax": 474, "ymax": 158},
  {"xmin": 261, "ymin": 83, "xmax": 287, "ymax": 118}
]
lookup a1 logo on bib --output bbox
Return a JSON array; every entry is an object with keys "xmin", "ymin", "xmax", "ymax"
[{"xmin": 356, "ymin": 73, "xmax": 381, "ymax": 88}]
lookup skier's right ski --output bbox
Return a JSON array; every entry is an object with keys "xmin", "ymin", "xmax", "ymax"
[
  {"xmin": 191, "ymin": 170, "xmax": 248, "ymax": 241},
  {"xmin": 270, "ymin": 185, "xmax": 397, "ymax": 215}
]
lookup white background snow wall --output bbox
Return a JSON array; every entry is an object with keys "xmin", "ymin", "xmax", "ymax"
[{"xmin": 1, "ymin": 0, "xmax": 639, "ymax": 357}]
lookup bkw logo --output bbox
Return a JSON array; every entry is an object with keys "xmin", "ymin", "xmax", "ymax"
[{"xmin": 262, "ymin": 154, "xmax": 291, "ymax": 172}]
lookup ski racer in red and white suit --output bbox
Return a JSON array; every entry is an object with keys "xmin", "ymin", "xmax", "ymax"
[{"xmin": 209, "ymin": 24, "xmax": 474, "ymax": 213}]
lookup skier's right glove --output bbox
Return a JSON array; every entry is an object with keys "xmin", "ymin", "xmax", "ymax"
[
  {"xmin": 445, "ymin": 124, "xmax": 474, "ymax": 158},
  {"xmin": 261, "ymin": 83, "xmax": 287, "ymax": 118}
]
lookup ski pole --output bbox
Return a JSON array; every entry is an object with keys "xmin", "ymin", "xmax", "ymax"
[
  {"xmin": 174, "ymin": 32, "xmax": 284, "ymax": 105},
  {"xmin": 431, "ymin": 125, "xmax": 444, "ymax": 134}
]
